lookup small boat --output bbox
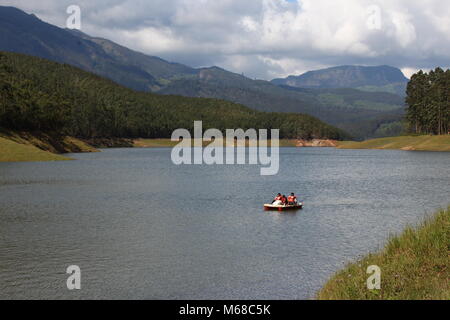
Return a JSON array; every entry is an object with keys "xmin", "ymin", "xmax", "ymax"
[{"xmin": 264, "ymin": 202, "xmax": 303, "ymax": 211}]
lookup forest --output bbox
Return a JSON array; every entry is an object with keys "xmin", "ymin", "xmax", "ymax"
[
  {"xmin": 406, "ymin": 68, "xmax": 450, "ymax": 135},
  {"xmin": 0, "ymin": 51, "xmax": 349, "ymax": 141}
]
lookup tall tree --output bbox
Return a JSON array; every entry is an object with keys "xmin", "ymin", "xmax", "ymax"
[{"xmin": 406, "ymin": 68, "xmax": 450, "ymax": 135}]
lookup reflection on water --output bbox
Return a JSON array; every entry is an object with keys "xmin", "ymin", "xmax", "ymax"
[{"xmin": 0, "ymin": 148, "xmax": 449, "ymax": 299}]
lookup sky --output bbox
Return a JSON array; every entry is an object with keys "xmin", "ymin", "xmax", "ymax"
[{"xmin": 2, "ymin": 0, "xmax": 450, "ymax": 79}]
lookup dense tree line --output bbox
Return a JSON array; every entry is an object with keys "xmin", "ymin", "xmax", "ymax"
[
  {"xmin": 0, "ymin": 52, "xmax": 349, "ymax": 140},
  {"xmin": 406, "ymin": 68, "xmax": 450, "ymax": 135}
]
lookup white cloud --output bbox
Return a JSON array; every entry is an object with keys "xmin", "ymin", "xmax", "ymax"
[{"xmin": 1, "ymin": 0, "xmax": 450, "ymax": 79}]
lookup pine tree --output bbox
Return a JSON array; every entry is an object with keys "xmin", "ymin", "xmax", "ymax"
[{"xmin": 406, "ymin": 68, "xmax": 450, "ymax": 135}]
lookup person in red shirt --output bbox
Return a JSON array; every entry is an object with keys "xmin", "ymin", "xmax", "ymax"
[
  {"xmin": 272, "ymin": 193, "xmax": 283, "ymax": 204},
  {"xmin": 287, "ymin": 193, "xmax": 298, "ymax": 205},
  {"xmin": 281, "ymin": 195, "xmax": 288, "ymax": 205}
]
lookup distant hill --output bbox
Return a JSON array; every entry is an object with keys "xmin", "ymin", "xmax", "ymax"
[
  {"xmin": 272, "ymin": 65, "xmax": 409, "ymax": 96},
  {"xmin": 0, "ymin": 6, "xmax": 406, "ymax": 139}
]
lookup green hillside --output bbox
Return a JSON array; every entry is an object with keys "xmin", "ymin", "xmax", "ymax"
[
  {"xmin": 357, "ymin": 83, "xmax": 408, "ymax": 96},
  {"xmin": 0, "ymin": 51, "xmax": 348, "ymax": 141}
]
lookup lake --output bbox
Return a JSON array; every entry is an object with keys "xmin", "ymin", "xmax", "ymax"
[{"xmin": 0, "ymin": 148, "xmax": 449, "ymax": 299}]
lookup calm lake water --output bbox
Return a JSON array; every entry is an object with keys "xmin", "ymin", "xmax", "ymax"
[{"xmin": 0, "ymin": 148, "xmax": 449, "ymax": 299}]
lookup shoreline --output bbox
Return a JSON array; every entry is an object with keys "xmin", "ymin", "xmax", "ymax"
[
  {"xmin": 1, "ymin": 135, "xmax": 339, "ymax": 162},
  {"xmin": 317, "ymin": 206, "xmax": 450, "ymax": 300},
  {"xmin": 133, "ymin": 138, "xmax": 338, "ymax": 148},
  {"xmin": 337, "ymin": 135, "xmax": 450, "ymax": 152},
  {"xmin": 2, "ymin": 132, "xmax": 448, "ymax": 163}
]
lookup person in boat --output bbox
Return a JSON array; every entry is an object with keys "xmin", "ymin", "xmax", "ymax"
[
  {"xmin": 287, "ymin": 193, "xmax": 298, "ymax": 205},
  {"xmin": 272, "ymin": 193, "xmax": 283, "ymax": 204},
  {"xmin": 281, "ymin": 195, "xmax": 288, "ymax": 205}
]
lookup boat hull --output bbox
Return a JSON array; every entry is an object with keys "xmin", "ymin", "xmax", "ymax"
[{"xmin": 264, "ymin": 203, "xmax": 303, "ymax": 211}]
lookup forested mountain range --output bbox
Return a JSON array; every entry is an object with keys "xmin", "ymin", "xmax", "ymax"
[
  {"xmin": 0, "ymin": 6, "xmax": 407, "ymax": 139},
  {"xmin": 0, "ymin": 51, "xmax": 349, "ymax": 140}
]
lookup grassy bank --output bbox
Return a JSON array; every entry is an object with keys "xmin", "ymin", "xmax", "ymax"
[
  {"xmin": 318, "ymin": 207, "xmax": 450, "ymax": 300},
  {"xmin": 0, "ymin": 131, "xmax": 97, "ymax": 162},
  {"xmin": 0, "ymin": 136, "xmax": 70, "ymax": 162},
  {"xmin": 338, "ymin": 135, "xmax": 450, "ymax": 152}
]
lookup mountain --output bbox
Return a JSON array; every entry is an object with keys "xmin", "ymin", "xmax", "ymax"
[
  {"xmin": 0, "ymin": 51, "xmax": 349, "ymax": 140},
  {"xmin": 0, "ymin": 6, "xmax": 192, "ymax": 92},
  {"xmin": 0, "ymin": 6, "xmax": 406, "ymax": 139},
  {"xmin": 159, "ymin": 68, "xmax": 406, "ymax": 139},
  {"xmin": 67, "ymin": 29, "xmax": 198, "ymax": 89},
  {"xmin": 272, "ymin": 65, "xmax": 409, "ymax": 96}
]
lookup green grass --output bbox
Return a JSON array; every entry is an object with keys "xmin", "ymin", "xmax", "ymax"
[
  {"xmin": 0, "ymin": 131, "xmax": 99, "ymax": 162},
  {"xmin": 338, "ymin": 135, "xmax": 450, "ymax": 152},
  {"xmin": 134, "ymin": 139, "xmax": 180, "ymax": 148},
  {"xmin": 318, "ymin": 207, "xmax": 450, "ymax": 300},
  {"xmin": 0, "ymin": 136, "xmax": 70, "ymax": 162},
  {"xmin": 279, "ymin": 140, "xmax": 299, "ymax": 147}
]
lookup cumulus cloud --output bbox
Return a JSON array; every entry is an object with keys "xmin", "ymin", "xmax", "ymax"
[{"xmin": 2, "ymin": 0, "xmax": 450, "ymax": 79}]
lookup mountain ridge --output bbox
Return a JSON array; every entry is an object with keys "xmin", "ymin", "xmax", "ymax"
[{"xmin": 272, "ymin": 65, "xmax": 409, "ymax": 96}]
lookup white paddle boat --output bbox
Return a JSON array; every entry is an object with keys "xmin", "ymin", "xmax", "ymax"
[{"xmin": 264, "ymin": 202, "xmax": 303, "ymax": 212}]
